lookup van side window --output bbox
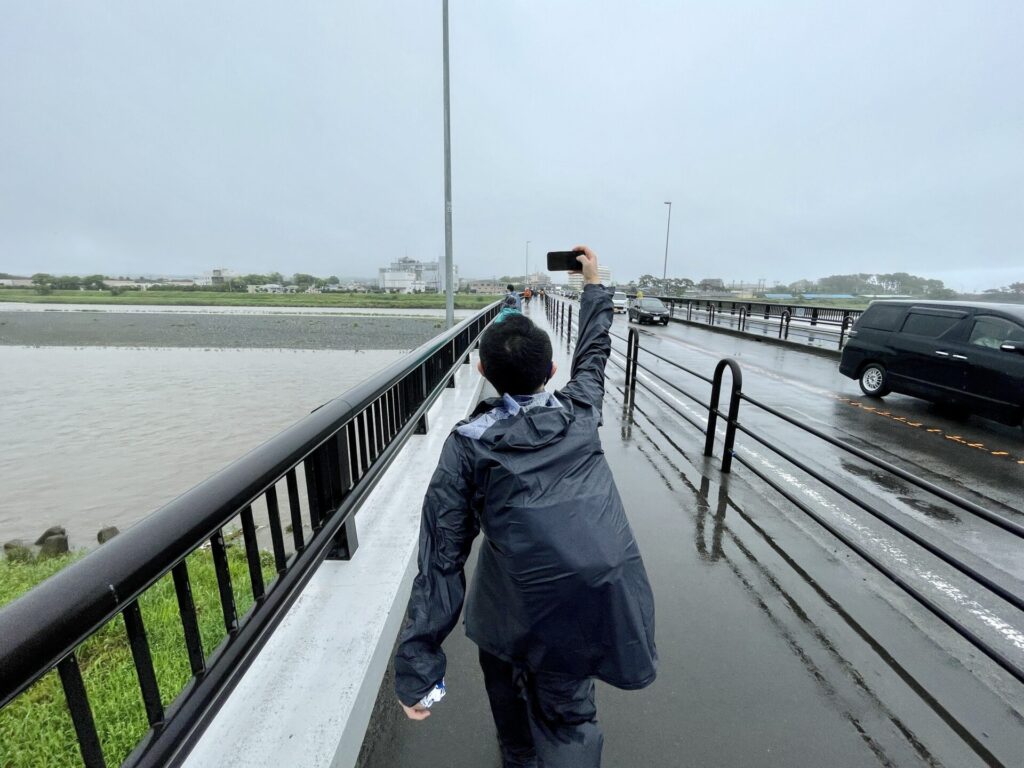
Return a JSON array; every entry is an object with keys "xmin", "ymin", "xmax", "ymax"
[
  {"xmin": 900, "ymin": 313, "xmax": 960, "ymax": 338},
  {"xmin": 858, "ymin": 305, "xmax": 904, "ymax": 330},
  {"xmin": 968, "ymin": 316, "xmax": 1024, "ymax": 349}
]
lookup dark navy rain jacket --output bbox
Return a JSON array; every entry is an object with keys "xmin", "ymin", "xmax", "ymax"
[{"xmin": 395, "ymin": 284, "xmax": 657, "ymax": 706}]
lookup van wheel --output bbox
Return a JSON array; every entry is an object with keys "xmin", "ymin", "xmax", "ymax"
[{"xmin": 859, "ymin": 363, "xmax": 890, "ymax": 398}]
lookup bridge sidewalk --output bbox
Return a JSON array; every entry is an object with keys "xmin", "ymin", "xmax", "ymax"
[{"xmin": 360, "ymin": 300, "xmax": 992, "ymax": 768}]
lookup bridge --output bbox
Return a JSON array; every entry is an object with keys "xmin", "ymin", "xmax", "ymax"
[{"xmin": 1, "ymin": 295, "xmax": 1022, "ymax": 767}]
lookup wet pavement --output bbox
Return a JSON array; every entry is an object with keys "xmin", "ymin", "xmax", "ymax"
[{"xmin": 361, "ymin": 300, "xmax": 1024, "ymax": 767}]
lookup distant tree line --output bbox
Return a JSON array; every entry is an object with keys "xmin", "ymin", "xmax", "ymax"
[
  {"xmin": 622, "ymin": 271, "xmax": 976, "ymax": 300},
  {"xmin": 28, "ymin": 273, "xmax": 109, "ymax": 294}
]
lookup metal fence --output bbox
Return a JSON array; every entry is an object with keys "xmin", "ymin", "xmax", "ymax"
[
  {"xmin": 621, "ymin": 294, "xmax": 862, "ymax": 351},
  {"xmin": 545, "ymin": 295, "xmax": 1024, "ymax": 690},
  {"xmin": 0, "ymin": 302, "xmax": 500, "ymax": 768}
]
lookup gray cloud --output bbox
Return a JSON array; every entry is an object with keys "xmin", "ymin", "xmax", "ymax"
[{"xmin": 1, "ymin": 1, "xmax": 1021, "ymax": 290}]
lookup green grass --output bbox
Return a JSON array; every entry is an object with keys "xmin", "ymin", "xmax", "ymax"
[
  {"xmin": 0, "ymin": 288, "xmax": 499, "ymax": 310},
  {"xmin": 0, "ymin": 542, "xmax": 277, "ymax": 768}
]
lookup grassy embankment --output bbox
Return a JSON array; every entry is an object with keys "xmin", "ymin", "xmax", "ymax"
[
  {"xmin": 0, "ymin": 289, "xmax": 499, "ymax": 310},
  {"xmin": 0, "ymin": 545, "xmax": 274, "ymax": 768}
]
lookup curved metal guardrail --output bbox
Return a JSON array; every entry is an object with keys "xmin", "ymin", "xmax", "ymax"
[{"xmin": 0, "ymin": 302, "xmax": 500, "ymax": 768}]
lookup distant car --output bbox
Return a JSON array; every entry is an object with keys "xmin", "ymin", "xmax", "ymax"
[
  {"xmin": 629, "ymin": 298, "xmax": 670, "ymax": 325},
  {"xmin": 839, "ymin": 300, "xmax": 1024, "ymax": 427},
  {"xmin": 612, "ymin": 292, "xmax": 628, "ymax": 313}
]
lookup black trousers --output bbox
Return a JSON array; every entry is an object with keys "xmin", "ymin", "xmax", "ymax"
[{"xmin": 478, "ymin": 648, "xmax": 604, "ymax": 768}]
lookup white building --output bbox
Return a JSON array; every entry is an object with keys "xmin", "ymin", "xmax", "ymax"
[
  {"xmin": 566, "ymin": 266, "xmax": 612, "ymax": 290},
  {"xmin": 378, "ymin": 258, "xmax": 458, "ymax": 293},
  {"xmin": 195, "ymin": 268, "xmax": 234, "ymax": 287}
]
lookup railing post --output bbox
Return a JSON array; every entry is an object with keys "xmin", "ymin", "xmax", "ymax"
[
  {"xmin": 326, "ymin": 430, "xmax": 358, "ymax": 560},
  {"xmin": 567, "ymin": 305, "xmax": 573, "ymax": 345},
  {"xmin": 810, "ymin": 307, "xmax": 818, "ymax": 326},
  {"xmin": 624, "ymin": 328, "xmax": 640, "ymax": 406},
  {"xmin": 738, "ymin": 306, "xmax": 747, "ymax": 332},
  {"xmin": 839, "ymin": 314, "xmax": 853, "ymax": 349},
  {"xmin": 779, "ymin": 310, "xmax": 791, "ymax": 340},
  {"xmin": 720, "ymin": 360, "xmax": 743, "ymax": 474},
  {"xmin": 415, "ymin": 365, "xmax": 429, "ymax": 433},
  {"xmin": 705, "ymin": 358, "xmax": 743, "ymax": 472}
]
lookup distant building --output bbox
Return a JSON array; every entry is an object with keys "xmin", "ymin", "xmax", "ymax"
[
  {"xmin": 464, "ymin": 280, "xmax": 505, "ymax": 294},
  {"xmin": 566, "ymin": 266, "xmax": 612, "ymax": 290},
  {"xmin": 248, "ymin": 283, "xmax": 285, "ymax": 294},
  {"xmin": 0, "ymin": 277, "xmax": 33, "ymax": 287},
  {"xmin": 196, "ymin": 268, "xmax": 234, "ymax": 287},
  {"xmin": 378, "ymin": 258, "xmax": 458, "ymax": 293}
]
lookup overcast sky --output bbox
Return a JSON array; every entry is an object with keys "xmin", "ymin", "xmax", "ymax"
[{"xmin": 1, "ymin": 1, "xmax": 1021, "ymax": 289}]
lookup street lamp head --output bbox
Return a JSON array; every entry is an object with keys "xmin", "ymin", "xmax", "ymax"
[{"xmin": 664, "ymin": 201, "xmax": 671, "ymax": 205}]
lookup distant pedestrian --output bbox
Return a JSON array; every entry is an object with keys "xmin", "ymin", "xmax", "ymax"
[{"xmin": 503, "ymin": 284, "xmax": 522, "ymax": 310}]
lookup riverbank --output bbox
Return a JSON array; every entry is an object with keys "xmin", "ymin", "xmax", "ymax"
[
  {"xmin": 0, "ymin": 310, "xmax": 444, "ymax": 349},
  {"xmin": 0, "ymin": 289, "xmax": 499, "ymax": 309}
]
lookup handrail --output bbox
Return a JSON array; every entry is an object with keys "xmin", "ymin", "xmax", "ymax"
[{"xmin": 0, "ymin": 301, "xmax": 501, "ymax": 767}]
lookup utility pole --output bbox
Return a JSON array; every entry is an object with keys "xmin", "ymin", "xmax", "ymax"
[
  {"xmin": 442, "ymin": 0, "xmax": 454, "ymax": 328},
  {"xmin": 525, "ymin": 240, "xmax": 530, "ymax": 287},
  {"xmin": 662, "ymin": 201, "xmax": 672, "ymax": 280}
]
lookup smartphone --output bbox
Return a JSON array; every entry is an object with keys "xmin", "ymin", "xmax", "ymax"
[{"xmin": 547, "ymin": 251, "xmax": 581, "ymax": 271}]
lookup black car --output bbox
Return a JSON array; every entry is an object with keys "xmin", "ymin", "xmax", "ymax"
[
  {"xmin": 839, "ymin": 300, "xmax": 1024, "ymax": 427},
  {"xmin": 628, "ymin": 298, "xmax": 670, "ymax": 325}
]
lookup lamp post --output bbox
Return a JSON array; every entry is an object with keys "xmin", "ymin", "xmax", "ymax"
[
  {"xmin": 442, "ymin": 0, "xmax": 454, "ymax": 328},
  {"xmin": 662, "ymin": 201, "xmax": 672, "ymax": 281},
  {"xmin": 525, "ymin": 240, "xmax": 530, "ymax": 287}
]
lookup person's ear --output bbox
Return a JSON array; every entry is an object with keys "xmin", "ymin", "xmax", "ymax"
[
  {"xmin": 477, "ymin": 360, "xmax": 485, "ymax": 376},
  {"xmin": 546, "ymin": 361, "xmax": 557, "ymax": 383}
]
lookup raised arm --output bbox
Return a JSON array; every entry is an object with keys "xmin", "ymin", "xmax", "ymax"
[
  {"xmin": 558, "ymin": 246, "xmax": 613, "ymax": 411},
  {"xmin": 394, "ymin": 435, "xmax": 479, "ymax": 710}
]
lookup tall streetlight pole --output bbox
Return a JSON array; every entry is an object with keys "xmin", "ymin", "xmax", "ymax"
[
  {"xmin": 525, "ymin": 240, "xmax": 530, "ymax": 287},
  {"xmin": 442, "ymin": 0, "xmax": 454, "ymax": 328},
  {"xmin": 662, "ymin": 201, "xmax": 672, "ymax": 281}
]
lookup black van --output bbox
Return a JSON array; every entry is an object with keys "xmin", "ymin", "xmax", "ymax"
[{"xmin": 839, "ymin": 300, "xmax": 1024, "ymax": 427}]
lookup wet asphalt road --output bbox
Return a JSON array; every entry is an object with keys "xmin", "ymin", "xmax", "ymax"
[{"xmin": 362, "ymin": 301, "xmax": 1024, "ymax": 767}]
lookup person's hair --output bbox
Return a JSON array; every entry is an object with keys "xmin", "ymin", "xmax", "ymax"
[
  {"xmin": 506, "ymin": 283, "xmax": 515, "ymax": 292},
  {"xmin": 480, "ymin": 313, "xmax": 553, "ymax": 395}
]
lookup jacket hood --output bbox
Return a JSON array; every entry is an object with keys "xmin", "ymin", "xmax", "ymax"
[{"xmin": 458, "ymin": 393, "xmax": 572, "ymax": 451}]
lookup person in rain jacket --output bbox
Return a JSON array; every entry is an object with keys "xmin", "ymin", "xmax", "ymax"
[
  {"xmin": 504, "ymin": 283, "xmax": 522, "ymax": 310},
  {"xmin": 395, "ymin": 246, "xmax": 657, "ymax": 767}
]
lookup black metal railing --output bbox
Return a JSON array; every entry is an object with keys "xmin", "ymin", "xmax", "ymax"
[
  {"xmin": 0, "ymin": 302, "xmax": 500, "ymax": 768},
  {"xmin": 544, "ymin": 296, "xmax": 1023, "ymax": 689},
  {"xmin": 582, "ymin": 293, "xmax": 863, "ymax": 351}
]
